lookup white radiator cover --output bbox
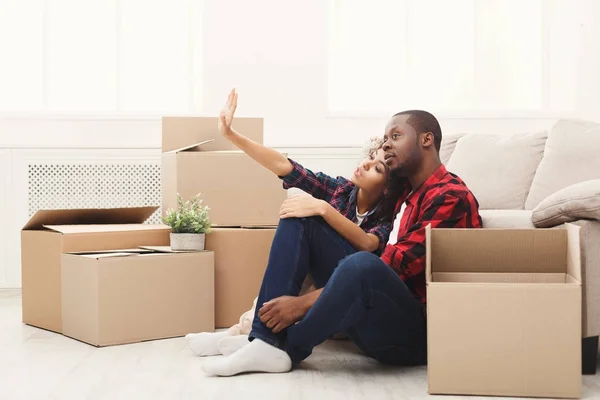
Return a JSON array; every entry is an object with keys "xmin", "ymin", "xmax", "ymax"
[{"xmin": 27, "ymin": 162, "xmax": 163, "ymax": 224}]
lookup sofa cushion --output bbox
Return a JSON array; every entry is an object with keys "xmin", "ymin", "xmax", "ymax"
[
  {"xmin": 439, "ymin": 133, "xmax": 465, "ymax": 165},
  {"xmin": 532, "ymin": 179, "xmax": 600, "ymax": 228},
  {"xmin": 446, "ymin": 131, "xmax": 547, "ymax": 210},
  {"xmin": 525, "ymin": 119, "xmax": 600, "ymax": 209},
  {"xmin": 479, "ymin": 209, "xmax": 535, "ymax": 229}
]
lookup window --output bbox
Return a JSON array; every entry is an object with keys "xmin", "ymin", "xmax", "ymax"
[
  {"xmin": 328, "ymin": 0, "xmax": 580, "ymax": 116},
  {"xmin": 0, "ymin": 0, "xmax": 202, "ymax": 114}
]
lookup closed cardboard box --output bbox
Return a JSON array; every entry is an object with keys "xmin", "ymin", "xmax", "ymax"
[
  {"xmin": 21, "ymin": 206, "xmax": 171, "ymax": 333},
  {"xmin": 206, "ymin": 227, "xmax": 276, "ymax": 328},
  {"xmin": 162, "ymin": 141, "xmax": 287, "ymax": 227},
  {"xmin": 426, "ymin": 224, "xmax": 582, "ymax": 399},
  {"xmin": 162, "ymin": 116, "xmax": 263, "ymax": 153},
  {"xmin": 61, "ymin": 248, "xmax": 214, "ymax": 347}
]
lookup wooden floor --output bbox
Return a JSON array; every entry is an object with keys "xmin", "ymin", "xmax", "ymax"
[{"xmin": 2, "ymin": 289, "xmax": 599, "ymax": 400}]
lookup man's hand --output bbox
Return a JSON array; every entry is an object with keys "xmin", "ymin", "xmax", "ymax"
[
  {"xmin": 218, "ymin": 88, "xmax": 237, "ymax": 138},
  {"xmin": 280, "ymin": 194, "xmax": 328, "ymax": 219},
  {"xmin": 258, "ymin": 296, "xmax": 308, "ymax": 333}
]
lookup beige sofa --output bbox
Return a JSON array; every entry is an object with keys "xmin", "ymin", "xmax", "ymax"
[{"xmin": 441, "ymin": 119, "xmax": 600, "ymax": 374}]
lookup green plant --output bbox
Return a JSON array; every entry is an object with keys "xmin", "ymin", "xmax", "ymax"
[{"xmin": 162, "ymin": 194, "xmax": 211, "ymax": 234}]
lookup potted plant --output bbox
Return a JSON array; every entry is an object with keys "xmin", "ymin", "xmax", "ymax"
[{"xmin": 162, "ymin": 193, "xmax": 211, "ymax": 251}]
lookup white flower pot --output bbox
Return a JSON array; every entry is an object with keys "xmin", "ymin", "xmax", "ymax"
[{"xmin": 170, "ymin": 233, "xmax": 205, "ymax": 251}]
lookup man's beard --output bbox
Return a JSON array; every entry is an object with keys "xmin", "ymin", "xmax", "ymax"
[{"xmin": 390, "ymin": 153, "xmax": 420, "ymax": 178}]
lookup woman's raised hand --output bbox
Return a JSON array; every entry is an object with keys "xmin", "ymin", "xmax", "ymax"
[{"xmin": 218, "ymin": 88, "xmax": 238, "ymax": 138}]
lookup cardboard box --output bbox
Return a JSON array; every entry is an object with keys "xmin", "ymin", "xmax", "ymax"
[
  {"xmin": 21, "ymin": 206, "xmax": 171, "ymax": 333},
  {"xmin": 61, "ymin": 248, "xmax": 214, "ymax": 347},
  {"xmin": 162, "ymin": 116, "xmax": 263, "ymax": 153},
  {"xmin": 161, "ymin": 141, "xmax": 287, "ymax": 227},
  {"xmin": 206, "ymin": 227, "xmax": 276, "ymax": 328},
  {"xmin": 426, "ymin": 224, "xmax": 582, "ymax": 399}
]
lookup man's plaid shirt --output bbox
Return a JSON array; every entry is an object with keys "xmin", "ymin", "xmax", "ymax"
[
  {"xmin": 280, "ymin": 159, "xmax": 393, "ymax": 254},
  {"xmin": 381, "ymin": 164, "xmax": 482, "ymax": 304}
]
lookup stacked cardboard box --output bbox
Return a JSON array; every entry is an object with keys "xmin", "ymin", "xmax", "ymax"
[
  {"xmin": 426, "ymin": 224, "xmax": 582, "ymax": 399},
  {"xmin": 161, "ymin": 117, "xmax": 287, "ymax": 327},
  {"xmin": 20, "ymin": 206, "xmax": 215, "ymax": 346}
]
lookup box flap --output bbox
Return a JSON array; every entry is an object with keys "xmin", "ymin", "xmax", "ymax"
[
  {"xmin": 22, "ymin": 206, "xmax": 159, "ymax": 231},
  {"xmin": 429, "ymin": 228, "xmax": 568, "ymax": 274},
  {"xmin": 79, "ymin": 252, "xmax": 140, "ymax": 259},
  {"xmin": 165, "ymin": 139, "xmax": 215, "ymax": 154},
  {"xmin": 138, "ymin": 245, "xmax": 202, "ymax": 253},
  {"xmin": 43, "ymin": 224, "xmax": 170, "ymax": 234},
  {"xmin": 67, "ymin": 248, "xmax": 156, "ymax": 259},
  {"xmin": 426, "ymin": 224, "xmax": 433, "ymax": 283},
  {"xmin": 161, "ymin": 116, "xmax": 263, "ymax": 152},
  {"xmin": 66, "ymin": 248, "xmax": 155, "ymax": 255},
  {"xmin": 566, "ymin": 223, "xmax": 582, "ymax": 282}
]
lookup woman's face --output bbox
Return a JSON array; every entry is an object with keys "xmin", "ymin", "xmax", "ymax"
[{"xmin": 351, "ymin": 148, "xmax": 390, "ymax": 194}]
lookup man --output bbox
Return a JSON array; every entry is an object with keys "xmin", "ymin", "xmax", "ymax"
[{"xmin": 203, "ymin": 110, "xmax": 482, "ymax": 376}]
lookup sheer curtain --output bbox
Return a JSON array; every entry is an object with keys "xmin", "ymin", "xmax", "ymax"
[
  {"xmin": 0, "ymin": 0, "xmax": 202, "ymax": 114},
  {"xmin": 327, "ymin": 0, "xmax": 567, "ymax": 116}
]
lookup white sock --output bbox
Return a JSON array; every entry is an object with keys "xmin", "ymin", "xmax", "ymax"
[
  {"xmin": 217, "ymin": 335, "xmax": 250, "ymax": 356},
  {"xmin": 202, "ymin": 339, "xmax": 292, "ymax": 376},
  {"xmin": 186, "ymin": 331, "xmax": 230, "ymax": 357}
]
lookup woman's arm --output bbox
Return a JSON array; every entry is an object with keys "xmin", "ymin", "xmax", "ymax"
[
  {"xmin": 225, "ymin": 128, "xmax": 293, "ymax": 176},
  {"xmin": 279, "ymin": 196, "xmax": 381, "ymax": 252},
  {"xmin": 219, "ymin": 89, "xmax": 342, "ymax": 201},
  {"xmin": 321, "ymin": 202, "xmax": 380, "ymax": 252},
  {"xmin": 219, "ymin": 89, "xmax": 292, "ymax": 176}
]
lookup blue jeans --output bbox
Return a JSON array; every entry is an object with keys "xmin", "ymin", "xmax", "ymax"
[{"xmin": 249, "ymin": 217, "xmax": 427, "ymax": 365}]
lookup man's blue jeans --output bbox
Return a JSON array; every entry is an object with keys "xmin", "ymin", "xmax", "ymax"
[{"xmin": 249, "ymin": 217, "xmax": 427, "ymax": 365}]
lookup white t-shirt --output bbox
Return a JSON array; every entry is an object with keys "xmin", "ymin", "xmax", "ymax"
[
  {"xmin": 356, "ymin": 207, "xmax": 368, "ymax": 226},
  {"xmin": 387, "ymin": 201, "xmax": 408, "ymax": 245}
]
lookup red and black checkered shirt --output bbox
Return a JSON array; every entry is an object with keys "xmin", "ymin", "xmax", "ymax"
[
  {"xmin": 380, "ymin": 164, "xmax": 482, "ymax": 304},
  {"xmin": 280, "ymin": 159, "xmax": 393, "ymax": 254}
]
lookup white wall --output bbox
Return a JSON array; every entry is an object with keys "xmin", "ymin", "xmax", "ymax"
[{"xmin": 2, "ymin": 0, "xmax": 600, "ymax": 149}]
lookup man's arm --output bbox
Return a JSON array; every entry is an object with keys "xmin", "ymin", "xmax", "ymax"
[{"xmin": 258, "ymin": 289, "xmax": 324, "ymax": 333}]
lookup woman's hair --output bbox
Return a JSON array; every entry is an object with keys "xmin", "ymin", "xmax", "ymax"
[
  {"xmin": 361, "ymin": 136, "xmax": 406, "ymax": 224},
  {"xmin": 363, "ymin": 136, "xmax": 384, "ymax": 158}
]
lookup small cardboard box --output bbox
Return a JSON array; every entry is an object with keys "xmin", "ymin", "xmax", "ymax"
[
  {"xmin": 61, "ymin": 248, "xmax": 214, "ymax": 347},
  {"xmin": 162, "ymin": 116, "xmax": 263, "ymax": 153},
  {"xmin": 206, "ymin": 227, "xmax": 276, "ymax": 328},
  {"xmin": 21, "ymin": 206, "xmax": 171, "ymax": 333},
  {"xmin": 426, "ymin": 224, "xmax": 582, "ymax": 399},
  {"xmin": 161, "ymin": 140, "xmax": 287, "ymax": 227}
]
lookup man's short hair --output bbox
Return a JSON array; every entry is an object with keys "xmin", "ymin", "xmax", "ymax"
[{"xmin": 393, "ymin": 110, "xmax": 442, "ymax": 151}]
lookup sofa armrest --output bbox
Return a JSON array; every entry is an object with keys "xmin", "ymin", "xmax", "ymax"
[
  {"xmin": 532, "ymin": 180, "xmax": 600, "ymax": 228},
  {"xmin": 569, "ymin": 219, "xmax": 600, "ymax": 339}
]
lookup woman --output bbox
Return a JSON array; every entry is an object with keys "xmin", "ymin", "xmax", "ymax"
[{"xmin": 186, "ymin": 89, "xmax": 398, "ymax": 356}]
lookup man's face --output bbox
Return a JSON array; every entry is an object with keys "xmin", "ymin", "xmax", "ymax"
[{"xmin": 381, "ymin": 114, "xmax": 422, "ymax": 175}]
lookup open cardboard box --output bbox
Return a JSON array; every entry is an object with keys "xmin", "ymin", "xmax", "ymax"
[
  {"xmin": 61, "ymin": 247, "xmax": 214, "ymax": 347},
  {"xmin": 426, "ymin": 224, "xmax": 582, "ymax": 399},
  {"xmin": 21, "ymin": 206, "xmax": 171, "ymax": 333},
  {"xmin": 161, "ymin": 139, "xmax": 287, "ymax": 227}
]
